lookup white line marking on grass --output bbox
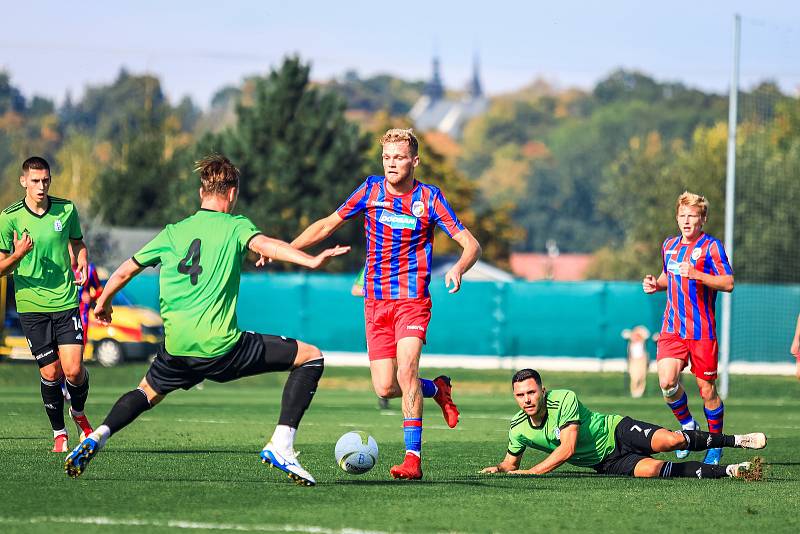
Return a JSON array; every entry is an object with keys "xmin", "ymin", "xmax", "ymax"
[{"xmin": 0, "ymin": 516, "xmax": 399, "ymax": 534}]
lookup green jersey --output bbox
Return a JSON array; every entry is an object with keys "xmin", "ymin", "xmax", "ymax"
[
  {"xmin": 0, "ymin": 197, "xmax": 82, "ymax": 313},
  {"xmin": 507, "ymin": 389, "xmax": 623, "ymax": 468},
  {"xmin": 132, "ymin": 209, "xmax": 261, "ymax": 358}
]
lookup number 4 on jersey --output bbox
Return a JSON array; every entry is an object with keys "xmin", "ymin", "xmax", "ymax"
[{"xmin": 178, "ymin": 238, "xmax": 203, "ymax": 285}]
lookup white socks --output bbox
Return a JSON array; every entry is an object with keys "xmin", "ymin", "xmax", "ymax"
[{"xmin": 269, "ymin": 425, "xmax": 296, "ymax": 452}]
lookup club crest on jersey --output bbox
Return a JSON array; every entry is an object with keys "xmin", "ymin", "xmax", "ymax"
[
  {"xmin": 53, "ymin": 220, "xmax": 63, "ymax": 232},
  {"xmin": 691, "ymin": 248, "xmax": 702, "ymax": 261},
  {"xmin": 378, "ymin": 211, "xmax": 417, "ymax": 230},
  {"xmin": 412, "ymin": 200, "xmax": 425, "ymax": 218},
  {"xmin": 553, "ymin": 427, "xmax": 561, "ymax": 440}
]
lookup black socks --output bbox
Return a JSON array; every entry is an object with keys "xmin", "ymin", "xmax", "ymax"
[
  {"xmin": 659, "ymin": 461, "xmax": 728, "ymax": 479},
  {"xmin": 278, "ymin": 358, "xmax": 324, "ymax": 428},
  {"xmin": 66, "ymin": 369, "xmax": 89, "ymax": 412},
  {"xmin": 101, "ymin": 388, "xmax": 152, "ymax": 434},
  {"xmin": 681, "ymin": 430, "xmax": 736, "ymax": 451},
  {"xmin": 40, "ymin": 378, "xmax": 65, "ymax": 432}
]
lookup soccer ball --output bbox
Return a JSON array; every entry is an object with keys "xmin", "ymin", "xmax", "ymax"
[{"xmin": 335, "ymin": 431, "xmax": 378, "ymax": 474}]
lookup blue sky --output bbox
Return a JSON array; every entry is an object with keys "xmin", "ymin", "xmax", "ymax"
[{"xmin": 2, "ymin": 0, "xmax": 800, "ymax": 108}]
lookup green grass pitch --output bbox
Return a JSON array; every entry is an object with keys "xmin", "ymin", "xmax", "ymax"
[{"xmin": 0, "ymin": 363, "xmax": 798, "ymax": 533}]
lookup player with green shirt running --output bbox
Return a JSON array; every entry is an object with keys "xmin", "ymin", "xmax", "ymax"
[
  {"xmin": 481, "ymin": 369, "xmax": 766, "ymax": 480},
  {"xmin": 64, "ymin": 154, "xmax": 349, "ymax": 486},
  {"xmin": 0, "ymin": 157, "xmax": 94, "ymax": 453}
]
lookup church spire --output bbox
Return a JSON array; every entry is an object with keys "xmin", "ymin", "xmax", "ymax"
[
  {"xmin": 424, "ymin": 55, "xmax": 445, "ymax": 101},
  {"xmin": 467, "ymin": 52, "xmax": 483, "ymax": 98}
]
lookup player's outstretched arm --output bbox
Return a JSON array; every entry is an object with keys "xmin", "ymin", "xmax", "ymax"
[
  {"xmin": 480, "ymin": 452, "xmax": 522, "ymax": 474},
  {"xmin": 250, "ymin": 234, "xmax": 350, "ymax": 270},
  {"xmin": 444, "ymin": 228, "xmax": 482, "ymax": 294},
  {"xmin": 291, "ymin": 212, "xmax": 347, "ymax": 251},
  {"xmin": 70, "ymin": 238, "xmax": 89, "ymax": 285},
  {"xmin": 0, "ymin": 231, "xmax": 33, "ymax": 276},
  {"xmin": 94, "ymin": 259, "xmax": 145, "ymax": 325},
  {"xmin": 509, "ymin": 424, "xmax": 578, "ymax": 475}
]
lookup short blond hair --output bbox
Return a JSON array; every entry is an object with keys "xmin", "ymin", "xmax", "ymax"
[
  {"xmin": 194, "ymin": 154, "xmax": 240, "ymax": 196},
  {"xmin": 675, "ymin": 191, "xmax": 709, "ymax": 218},
  {"xmin": 379, "ymin": 128, "xmax": 419, "ymax": 157}
]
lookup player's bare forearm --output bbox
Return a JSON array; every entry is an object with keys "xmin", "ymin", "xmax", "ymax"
[
  {"xmin": 656, "ymin": 272, "xmax": 668, "ymax": 290},
  {"xmin": 291, "ymin": 213, "xmax": 345, "ymax": 250},
  {"xmin": 71, "ymin": 239, "xmax": 89, "ymax": 283},
  {"xmin": 98, "ymin": 259, "xmax": 144, "ymax": 306},
  {"xmin": 695, "ymin": 272, "xmax": 734, "ymax": 292},
  {"xmin": 510, "ymin": 425, "xmax": 578, "ymax": 475},
  {"xmin": 0, "ymin": 252, "xmax": 23, "ymax": 277},
  {"xmin": 452, "ymin": 228, "xmax": 482, "ymax": 275},
  {"xmin": 252, "ymin": 235, "xmax": 318, "ymax": 268},
  {"xmin": 481, "ymin": 452, "xmax": 522, "ymax": 474}
]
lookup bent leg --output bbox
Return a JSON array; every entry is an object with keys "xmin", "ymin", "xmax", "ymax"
[
  {"xmin": 633, "ymin": 458, "xmax": 666, "ymax": 478},
  {"xmin": 370, "ymin": 358, "xmax": 401, "ymax": 399}
]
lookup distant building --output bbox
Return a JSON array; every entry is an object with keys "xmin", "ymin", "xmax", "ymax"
[{"xmin": 409, "ymin": 54, "xmax": 488, "ymax": 139}]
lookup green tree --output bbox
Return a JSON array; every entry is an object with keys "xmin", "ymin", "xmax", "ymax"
[{"xmin": 207, "ymin": 57, "xmax": 371, "ymax": 270}]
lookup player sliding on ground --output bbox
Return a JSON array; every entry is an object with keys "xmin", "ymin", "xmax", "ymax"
[
  {"xmin": 291, "ymin": 128, "xmax": 482, "ymax": 480},
  {"xmin": 64, "ymin": 155, "xmax": 349, "ymax": 486},
  {"xmin": 481, "ymin": 369, "xmax": 765, "ymax": 480}
]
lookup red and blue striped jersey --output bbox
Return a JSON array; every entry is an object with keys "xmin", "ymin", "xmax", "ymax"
[
  {"xmin": 337, "ymin": 175, "xmax": 464, "ymax": 300},
  {"xmin": 661, "ymin": 233, "xmax": 733, "ymax": 340}
]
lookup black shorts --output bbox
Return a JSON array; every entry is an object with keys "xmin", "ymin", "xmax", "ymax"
[
  {"xmin": 591, "ymin": 416, "xmax": 665, "ymax": 476},
  {"xmin": 18, "ymin": 308, "xmax": 83, "ymax": 368},
  {"xmin": 145, "ymin": 331, "xmax": 298, "ymax": 395}
]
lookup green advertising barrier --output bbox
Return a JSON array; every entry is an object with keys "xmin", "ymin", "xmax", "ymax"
[{"xmin": 122, "ymin": 273, "xmax": 798, "ymax": 363}]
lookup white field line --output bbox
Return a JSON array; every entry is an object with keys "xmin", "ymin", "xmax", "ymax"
[
  {"xmin": 325, "ymin": 352, "xmax": 797, "ymax": 376},
  {"xmin": 0, "ymin": 516, "xmax": 398, "ymax": 534}
]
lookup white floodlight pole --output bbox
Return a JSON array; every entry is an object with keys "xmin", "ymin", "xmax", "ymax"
[{"xmin": 720, "ymin": 13, "xmax": 740, "ymax": 400}]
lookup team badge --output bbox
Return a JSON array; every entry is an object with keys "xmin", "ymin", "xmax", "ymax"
[
  {"xmin": 54, "ymin": 220, "xmax": 63, "ymax": 232},
  {"xmin": 553, "ymin": 427, "xmax": 561, "ymax": 440},
  {"xmin": 412, "ymin": 200, "xmax": 425, "ymax": 218},
  {"xmin": 691, "ymin": 248, "xmax": 702, "ymax": 261}
]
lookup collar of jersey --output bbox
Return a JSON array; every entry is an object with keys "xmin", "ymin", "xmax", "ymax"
[
  {"xmin": 22, "ymin": 196, "xmax": 52, "ymax": 219},
  {"xmin": 527, "ymin": 392, "xmax": 549, "ymax": 429},
  {"xmin": 382, "ymin": 178, "xmax": 420, "ymax": 199}
]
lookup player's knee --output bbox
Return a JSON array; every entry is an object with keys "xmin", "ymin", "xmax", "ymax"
[
  {"xmin": 62, "ymin": 364, "xmax": 84, "ymax": 385},
  {"xmin": 294, "ymin": 342, "xmax": 323, "ymax": 366},
  {"xmin": 659, "ymin": 380, "xmax": 680, "ymax": 397},
  {"xmin": 39, "ymin": 366, "xmax": 63, "ymax": 383},
  {"xmin": 395, "ymin": 364, "xmax": 418, "ymax": 387},
  {"xmin": 373, "ymin": 383, "xmax": 396, "ymax": 398},
  {"xmin": 696, "ymin": 381, "xmax": 717, "ymax": 401}
]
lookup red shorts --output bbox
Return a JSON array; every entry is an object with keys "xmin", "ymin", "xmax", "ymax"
[
  {"xmin": 656, "ymin": 332, "xmax": 719, "ymax": 380},
  {"xmin": 364, "ymin": 298, "xmax": 432, "ymax": 361}
]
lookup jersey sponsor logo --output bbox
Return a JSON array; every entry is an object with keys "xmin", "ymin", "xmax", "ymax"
[
  {"xmin": 378, "ymin": 211, "xmax": 417, "ymax": 230},
  {"xmin": 370, "ymin": 201, "xmax": 392, "ymax": 208},
  {"xmin": 664, "ymin": 250, "xmax": 677, "ymax": 256},
  {"xmin": 691, "ymin": 248, "xmax": 702, "ymax": 261},
  {"xmin": 666, "ymin": 258, "xmax": 681, "ymax": 275},
  {"xmin": 412, "ymin": 200, "xmax": 425, "ymax": 218},
  {"xmin": 54, "ymin": 219, "xmax": 63, "ymax": 232},
  {"xmin": 703, "ymin": 371, "xmax": 716, "ymax": 376},
  {"xmin": 406, "ymin": 325, "xmax": 425, "ymax": 331}
]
